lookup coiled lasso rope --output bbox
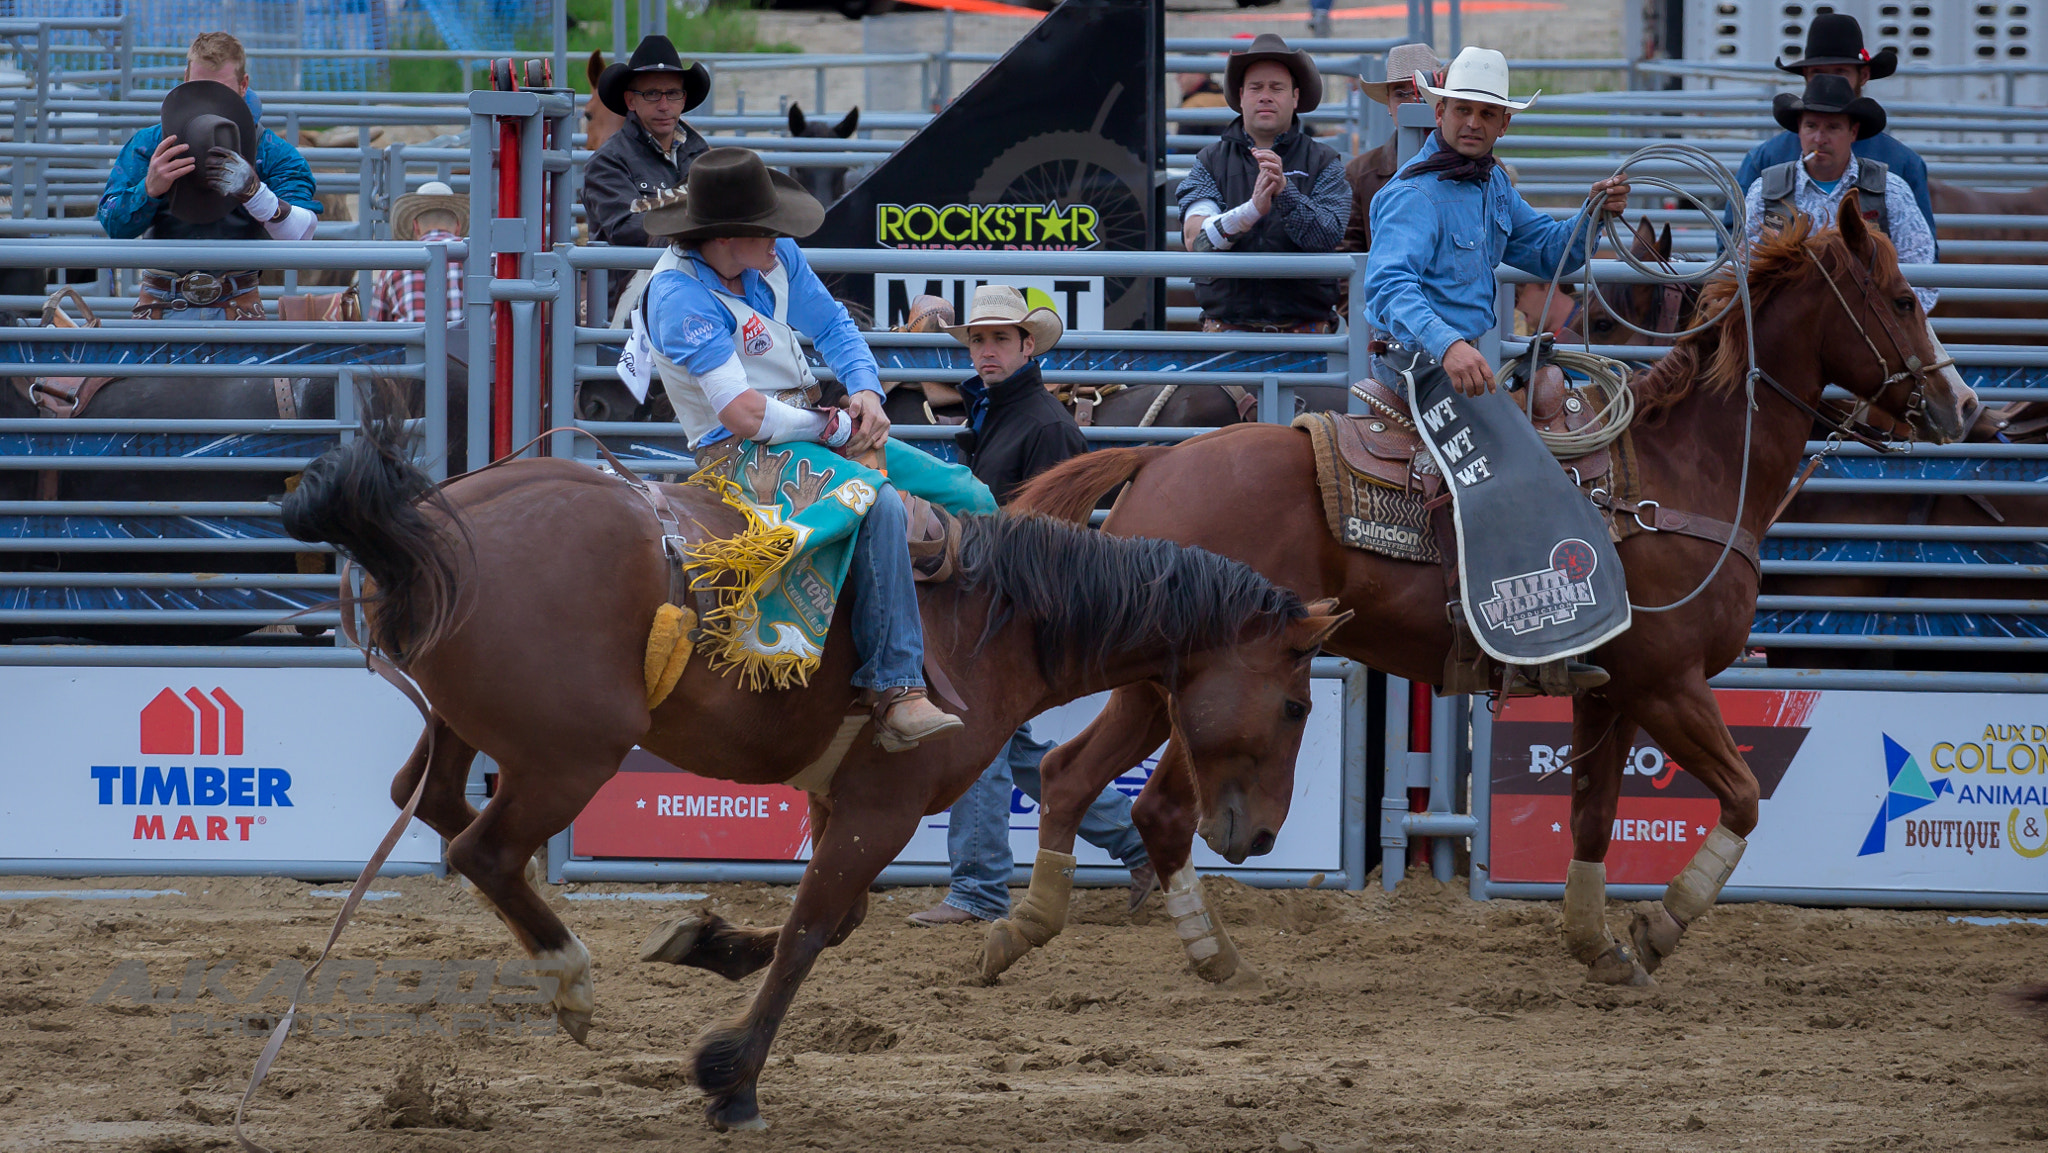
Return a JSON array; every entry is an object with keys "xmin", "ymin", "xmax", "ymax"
[
  {"xmin": 1495, "ymin": 346, "xmax": 1635, "ymax": 458},
  {"xmin": 1526, "ymin": 143, "xmax": 1763, "ymax": 613}
]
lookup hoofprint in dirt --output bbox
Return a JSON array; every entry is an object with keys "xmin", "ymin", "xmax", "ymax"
[{"xmin": 1, "ymin": 872, "xmax": 2041, "ymax": 1152}]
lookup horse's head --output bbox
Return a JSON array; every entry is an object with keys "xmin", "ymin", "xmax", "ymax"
[
  {"xmin": 1574, "ymin": 218, "xmax": 1689, "ymax": 347},
  {"xmin": 585, "ymin": 51, "xmax": 626, "ymax": 153},
  {"xmin": 1815, "ymin": 193, "xmax": 1974, "ymax": 443},
  {"xmin": 786, "ymin": 103, "xmax": 858, "ymax": 206},
  {"xmin": 1172, "ymin": 597, "xmax": 1351, "ymax": 863}
]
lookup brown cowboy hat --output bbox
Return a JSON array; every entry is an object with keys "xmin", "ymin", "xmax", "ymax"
[
  {"xmin": 1360, "ymin": 43, "xmax": 1443, "ymax": 105},
  {"xmin": 597, "ymin": 35, "xmax": 711, "ymax": 117},
  {"xmin": 1224, "ymin": 33, "xmax": 1322, "ymax": 115},
  {"xmin": 158, "ymin": 79, "xmax": 257, "ymax": 224},
  {"xmin": 637, "ymin": 146, "xmax": 824, "ymax": 241},
  {"xmin": 1772, "ymin": 72, "xmax": 1886, "ymax": 141}
]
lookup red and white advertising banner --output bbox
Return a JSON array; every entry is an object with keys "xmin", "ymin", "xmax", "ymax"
[
  {"xmin": 1489, "ymin": 688, "xmax": 2048, "ymax": 897},
  {"xmin": 574, "ymin": 679, "xmax": 1349, "ymax": 873},
  {"xmin": 0, "ymin": 667, "xmax": 441, "ymax": 866}
]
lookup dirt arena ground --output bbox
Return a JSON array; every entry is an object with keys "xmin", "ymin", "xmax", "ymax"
[{"xmin": 1, "ymin": 870, "xmax": 2044, "ymax": 1152}]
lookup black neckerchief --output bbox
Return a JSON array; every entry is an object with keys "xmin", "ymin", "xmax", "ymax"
[{"xmin": 1400, "ymin": 131, "xmax": 1499, "ymax": 184}]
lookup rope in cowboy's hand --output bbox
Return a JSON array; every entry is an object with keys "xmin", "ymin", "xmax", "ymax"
[{"xmin": 1493, "ymin": 347, "xmax": 1637, "ymax": 459}]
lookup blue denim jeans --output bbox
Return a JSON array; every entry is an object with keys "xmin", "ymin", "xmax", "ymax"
[
  {"xmin": 942, "ymin": 721, "xmax": 1151, "ymax": 921},
  {"xmin": 848, "ymin": 483, "xmax": 924, "ymax": 692}
]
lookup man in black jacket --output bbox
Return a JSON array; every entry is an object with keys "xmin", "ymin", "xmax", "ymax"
[
  {"xmin": 581, "ymin": 36, "xmax": 711, "ymax": 313},
  {"xmin": 906, "ymin": 285, "xmax": 1155, "ymax": 926}
]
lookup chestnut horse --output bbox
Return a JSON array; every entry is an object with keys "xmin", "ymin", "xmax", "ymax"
[
  {"xmin": 279, "ymin": 416, "xmax": 1347, "ymax": 1130},
  {"xmin": 1004, "ymin": 201, "xmax": 1973, "ymax": 988}
]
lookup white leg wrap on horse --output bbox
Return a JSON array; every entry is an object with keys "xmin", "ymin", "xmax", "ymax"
[
  {"xmin": 1162, "ymin": 865, "xmax": 1242, "ymax": 982},
  {"xmin": 980, "ymin": 849, "xmax": 1076, "ymax": 981},
  {"xmin": 535, "ymin": 933, "xmax": 595, "ymax": 1016},
  {"xmin": 1663, "ymin": 824, "xmax": 1747, "ymax": 924},
  {"xmin": 1563, "ymin": 859, "xmax": 1615, "ymax": 964}
]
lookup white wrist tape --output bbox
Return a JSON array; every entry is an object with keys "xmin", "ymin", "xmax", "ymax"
[
  {"xmin": 243, "ymin": 183, "xmax": 279, "ymax": 222},
  {"xmin": 1200, "ymin": 217, "xmax": 1235, "ymax": 252},
  {"xmin": 1218, "ymin": 199, "xmax": 1261, "ymax": 235},
  {"xmin": 756, "ymin": 395, "xmax": 830, "ymax": 444},
  {"xmin": 696, "ymin": 353, "xmax": 752, "ymax": 413},
  {"xmin": 263, "ymin": 204, "xmax": 316, "ymax": 241}
]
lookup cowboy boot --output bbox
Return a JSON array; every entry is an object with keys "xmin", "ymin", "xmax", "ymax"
[{"xmin": 870, "ymin": 687, "xmax": 965, "ymax": 752}]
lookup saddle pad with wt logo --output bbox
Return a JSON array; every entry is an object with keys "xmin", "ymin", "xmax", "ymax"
[{"xmin": 1382, "ymin": 344, "xmax": 1631, "ymax": 664}]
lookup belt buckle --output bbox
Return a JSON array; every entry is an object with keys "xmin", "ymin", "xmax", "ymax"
[{"xmin": 180, "ymin": 272, "xmax": 223, "ymax": 306}]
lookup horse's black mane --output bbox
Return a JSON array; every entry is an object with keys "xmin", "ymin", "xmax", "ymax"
[{"xmin": 955, "ymin": 513, "xmax": 1306, "ymax": 681}]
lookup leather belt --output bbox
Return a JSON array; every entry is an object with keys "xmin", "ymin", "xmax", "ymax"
[
  {"xmin": 139, "ymin": 269, "xmax": 261, "ymax": 308},
  {"xmin": 1201, "ymin": 317, "xmax": 1337, "ymax": 334}
]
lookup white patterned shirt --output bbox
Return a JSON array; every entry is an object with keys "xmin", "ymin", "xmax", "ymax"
[{"xmin": 1742, "ymin": 155, "xmax": 1937, "ymax": 311}]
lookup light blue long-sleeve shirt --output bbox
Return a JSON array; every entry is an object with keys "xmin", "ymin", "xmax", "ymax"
[
  {"xmin": 97, "ymin": 122, "xmax": 322, "ymax": 240},
  {"xmin": 1362, "ymin": 134, "xmax": 1598, "ymax": 361},
  {"xmin": 645, "ymin": 237, "xmax": 881, "ymax": 443}
]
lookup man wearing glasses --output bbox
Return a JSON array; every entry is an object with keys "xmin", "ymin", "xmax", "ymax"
[{"xmin": 582, "ymin": 35, "xmax": 712, "ymax": 310}]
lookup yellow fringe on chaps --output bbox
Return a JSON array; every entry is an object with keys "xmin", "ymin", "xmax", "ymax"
[
  {"xmin": 980, "ymin": 848, "xmax": 1076, "ymax": 981},
  {"xmin": 643, "ymin": 603, "xmax": 697, "ymax": 710}
]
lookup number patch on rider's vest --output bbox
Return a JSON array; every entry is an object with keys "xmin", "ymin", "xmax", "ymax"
[{"xmin": 740, "ymin": 314, "xmax": 774, "ymax": 357}]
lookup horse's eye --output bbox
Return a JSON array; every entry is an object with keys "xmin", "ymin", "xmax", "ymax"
[
  {"xmin": 1895, "ymin": 295, "xmax": 1915, "ymax": 312},
  {"xmin": 1283, "ymin": 699, "xmax": 1308, "ymax": 722}
]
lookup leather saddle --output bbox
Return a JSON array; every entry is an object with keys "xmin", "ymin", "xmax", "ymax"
[{"xmin": 1336, "ymin": 365, "xmax": 1611, "ymax": 500}]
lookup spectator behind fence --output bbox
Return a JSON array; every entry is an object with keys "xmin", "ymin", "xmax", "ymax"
[
  {"xmin": 98, "ymin": 31, "xmax": 321, "ymax": 321},
  {"xmin": 1178, "ymin": 34, "xmax": 1351, "ymax": 334},
  {"xmin": 905, "ymin": 285, "xmax": 1155, "ymax": 927},
  {"xmin": 1175, "ymin": 72, "xmax": 1229, "ymax": 137},
  {"xmin": 582, "ymin": 35, "xmax": 712, "ymax": 316},
  {"xmin": 1339, "ymin": 43, "xmax": 1441, "ymax": 256},
  {"xmin": 1728, "ymin": 13, "xmax": 1935, "ymax": 256},
  {"xmin": 372, "ymin": 182, "xmax": 468, "ymax": 324},
  {"xmin": 1740, "ymin": 74, "xmax": 1937, "ymax": 313}
]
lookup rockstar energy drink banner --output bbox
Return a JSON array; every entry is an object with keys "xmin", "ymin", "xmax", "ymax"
[
  {"xmin": 1489, "ymin": 688, "xmax": 2048, "ymax": 901},
  {"xmin": 807, "ymin": 0, "xmax": 1162, "ymax": 330}
]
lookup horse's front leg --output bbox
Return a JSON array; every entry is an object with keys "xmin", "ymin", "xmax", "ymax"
[
  {"xmin": 690, "ymin": 793, "xmax": 915, "ymax": 1131},
  {"xmin": 1563, "ymin": 694, "xmax": 1654, "ymax": 986},
  {"xmin": 1132, "ymin": 737, "xmax": 1253, "ymax": 985},
  {"xmin": 982, "ymin": 684, "xmax": 1170, "ymax": 981},
  {"xmin": 1616, "ymin": 676, "xmax": 1757, "ymax": 977}
]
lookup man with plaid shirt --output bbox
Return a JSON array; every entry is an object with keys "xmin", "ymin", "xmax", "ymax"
[{"xmin": 372, "ymin": 181, "xmax": 466, "ymax": 323}]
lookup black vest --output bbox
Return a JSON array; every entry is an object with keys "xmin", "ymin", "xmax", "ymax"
[
  {"xmin": 1760, "ymin": 158, "xmax": 1889, "ymax": 238},
  {"xmin": 147, "ymin": 203, "xmax": 269, "ymax": 272},
  {"xmin": 1191, "ymin": 120, "xmax": 1342, "ymax": 325}
]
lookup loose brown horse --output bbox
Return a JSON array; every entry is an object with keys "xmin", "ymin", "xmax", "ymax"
[
  {"xmin": 1004, "ymin": 200, "xmax": 1973, "ymax": 988},
  {"xmin": 280, "ymin": 417, "xmax": 1347, "ymax": 1130}
]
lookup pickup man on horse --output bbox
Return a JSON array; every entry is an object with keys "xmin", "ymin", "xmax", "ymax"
[
  {"xmin": 637, "ymin": 147, "xmax": 995, "ymax": 748},
  {"xmin": 98, "ymin": 32, "xmax": 321, "ymax": 320},
  {"xmin": 1361, "ymin": 47, "xmax": 1632, "ymax": 694}
]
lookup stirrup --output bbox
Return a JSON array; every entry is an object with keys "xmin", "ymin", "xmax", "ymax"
[
  {"xmin": 1505, "ymin": 659, "xmax": 1610, "ymax": 697},
  {"xmin": 866, "ymin": 686, "xmax": 964, "ymax": 752}
]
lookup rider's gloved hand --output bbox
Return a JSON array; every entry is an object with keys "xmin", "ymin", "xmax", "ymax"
[{"xmin": 205, "ymin": 147, "xmax": 260, "ymax": 201}]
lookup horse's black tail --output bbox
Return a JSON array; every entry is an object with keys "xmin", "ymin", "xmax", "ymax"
[{"xmin": 282, "ymin": 406, "xmax": 467, "ymax": 662}]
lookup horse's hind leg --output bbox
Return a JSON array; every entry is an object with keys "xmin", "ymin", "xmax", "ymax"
[
  {"xmin": 1562, "ymin": 694, "xmax": 1653, "ymax": 987},
  {"xmin": 389, "ymin": 713, "xmax": 480, "ymax": 843},
  {"xmin": 1132, "ymin": 736, "xmax": 1252, "ymax": 986},
  {"xmin": 691, "ymin": 792, "xmax": 917, "ymax": 1131},
  {"xmin": 444, "ymin": 750, "xmax": 624, "ymax": 1044},
  {"xmin": 1614, "ymin": 676, "xmax": 1758, "ymax": 977},
  {"xmin": 642, "ymin": 796, "xmax": 864, "ymax": 980}
]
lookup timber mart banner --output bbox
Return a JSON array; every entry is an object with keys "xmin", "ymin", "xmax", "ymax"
[
  {"xmin": 1490, "ymin": 689, "xmax": 2048, "ymax": 897},
  {"xmin": 0, "ymin": 667, "xmax": 440, "ymax": 867},
  {"xmin": 572, "ymin": 681, "xmax": 1347, "ymax": 874}
]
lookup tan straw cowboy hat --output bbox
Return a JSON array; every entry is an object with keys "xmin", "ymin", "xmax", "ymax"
[
  {"xmin": 391, "ymin": 180, "xmax": 468, "ymax": 237},
  {"xmin": 1361, "ymin": 43, "xmax": 1443, "ymax": 105},
  {"xmin": 636, "ymin": 146, "xmax": 824, "ymax": 240},
  {"xmin": 942, "ymin": 285, "xmax": 1062, "ymax": 354}
]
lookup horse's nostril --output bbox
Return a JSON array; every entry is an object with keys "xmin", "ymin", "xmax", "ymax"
[{"xmin": 1248, "ymin": 830, "xmax": 1276, "ymax": 857}]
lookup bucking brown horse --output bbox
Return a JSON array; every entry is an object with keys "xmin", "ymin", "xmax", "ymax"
[
  {"xmin": 1003, "ymin": 198, "xmax": 1973, "ymax": 988},
  {"xmin": 280, "ymin": 416, "xmax": 1347, "ymax": 1130}
]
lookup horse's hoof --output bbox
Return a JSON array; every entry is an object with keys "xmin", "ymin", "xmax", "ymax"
[
  {"xmin": 706, "ymin": 1087, "xmax": 765, "ymax": 1132},
  {"xmin": 640, "ymin": 915, "xmax": 706, "ymax": 964},
  {"xmin": 557, "ymin": 1007, "xmax": 592, "ymax": 1045},
  {"xmin": 1629, "ymin": 903, "xmax": 1685, "ymax": 976},
  {"xmin": 980, "ymin": 918, "xmax": 1034, "ymax": 983},
  {"xmin": 1586, "ymin": 943, "xmax": 1654, "ymax": 987}
]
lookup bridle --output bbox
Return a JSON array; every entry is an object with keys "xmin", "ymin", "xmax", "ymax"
[{"xmin": 1782, "ymin": 235, "xmax": 1955, "ymax": 453}]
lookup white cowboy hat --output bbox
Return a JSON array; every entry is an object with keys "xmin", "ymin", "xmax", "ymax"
[
  {"xmin": 1419, "ymin": 46, "xmax": 1537, "ymax": 112},
  {"xmin": 1361, "ymin": 43, "xmax": 1443, "ymax": 105},
  {"xmin": 391, "ymin": 180, "xmax": 469, "ymax": 238},
  {"xmin": 942, "ymin": 285, "xmax": 1062, "ymax": 355}
]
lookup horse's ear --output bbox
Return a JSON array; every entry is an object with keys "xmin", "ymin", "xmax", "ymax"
[
  {"xmin": 1657, "ymin": 223, "xmax": 1672, "ymax": 260},
  {"xmin": 1631, "ymin": 216, "xmax": 1656, "ymax": 256},
  {"xmin": 1838, "ymin": 188, "xmax": 1872, "ymax": 256},
  {"xmin": 1289, "ymin": 599, "xmax": 1353, "ymax": 657},
  {"xmin": 788, "ymin": 102, "xmax": 807, "ymax": 137},
  {"xmin": 834, "ymin": 107, "xmax": 860, "ymax": 138},
  {"xmin": 587, "ymin": 50, "xmax": 605, "ymax": 87}
]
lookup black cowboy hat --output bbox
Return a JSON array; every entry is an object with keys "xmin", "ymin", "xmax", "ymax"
[
  {"xmin": 1772, "ymin": 72, "xmax": 1886, "ymax": 141},
  {"xmin": 1223, "ymin": 32, "xmax": 1323, "ymax": 115},
  {"xmin": 158, "ymin": 79, "xmax": 257, "ymax": 224},
  {"xmin": 597, "ymin": 35, "xmax": 711, "ymax": 118},
  {"xmin": 638, "ymin": 147, "xmax": 823, "ymax": 241},
  {"xmin": 1776, "ymin": 13, "xmax": 1898, "ymax": 81}
]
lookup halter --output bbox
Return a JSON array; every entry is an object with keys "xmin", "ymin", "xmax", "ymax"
[{"xmin": 1796, "ymin": 237, "xmax": 1953, "ymax": 453}]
